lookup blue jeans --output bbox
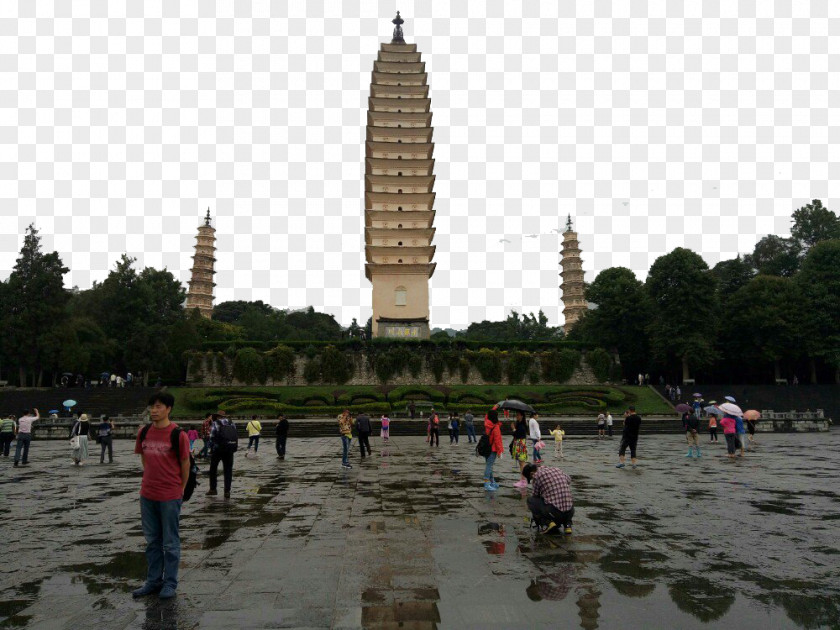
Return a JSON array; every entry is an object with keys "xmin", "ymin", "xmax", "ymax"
[
  {"xmin": 465, "ymin": 424, "xmax": 476, "ymax": 442},
  {"xmin": 140, "ymin": 496, "xmax": 183, "ymax": 591},
  {"xmin": 484, "ymin": 452, "xmax": 497, "ymax": 481},
  {"xmin": 248, "ymin": 435, "xmax": 260, "ymax": 452},
  {"xmin": 14, "ymin": 433, "xmax": 31, "ymax": 464},
  {"xmin": 341, "ymin": 435, "xmax": 351, "ymax": 464}
]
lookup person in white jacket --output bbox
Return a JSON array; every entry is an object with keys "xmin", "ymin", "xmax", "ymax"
[{"xmin": 529, "ymin": 413, "xmax": 543, "ymax": 463}]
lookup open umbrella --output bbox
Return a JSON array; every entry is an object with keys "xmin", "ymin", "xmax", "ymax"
[
  {"xmin": 62, "ymin": 399, "xmax": 77, "ymax": 409},
  {"xmin": 496, "ymin": 400, "xmax": 536, "ymax": 414},
  {"xmin": 675, "ymin": 403, "xmax": 692, "ymax": 413},
  {"xmin": 692, "ymin": 392, "xmax": 702, "ymax": 398},
  {"xmin": 703, "ymin": 405, "xmax": 720, "ymax": 415},
  {"xmin": 743, "ymin": 410, "xmax": 761, "ymax": 421},
  {"xmin": 724, "ymin": 395, "xmax": 737, "ymax": 403},
  {"xmin": 718, "ymin": 402, "xmax": 743, "ymax": 416}
]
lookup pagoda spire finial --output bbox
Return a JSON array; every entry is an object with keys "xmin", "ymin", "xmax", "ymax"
[
  {"xmin": 204, "ymin": 207, "xmax": 211, "ymax": 226},
  {"xmin": 566, "ymin": 214, "xmax": 573, "ymax": 232},
  {"xmin": 391, "ymin": 11, "xmax": 405, "ymax": 44}
]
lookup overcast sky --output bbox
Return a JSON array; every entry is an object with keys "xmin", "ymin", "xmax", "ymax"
[{"xmin": 2, "ymin": 0, "xmax": 838, "ymax": 327}]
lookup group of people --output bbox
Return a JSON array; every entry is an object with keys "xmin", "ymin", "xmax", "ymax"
[{"xmin": 336, "ymin": 410, "xmax": 393, "ymax": 468}]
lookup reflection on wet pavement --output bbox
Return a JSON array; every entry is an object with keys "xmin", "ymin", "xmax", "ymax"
[{"xmin": 1, "ymin": 433, "xmax": 839, "ymax": 628}]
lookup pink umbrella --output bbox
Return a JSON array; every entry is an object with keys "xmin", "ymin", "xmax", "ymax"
[{"xmin": 744, "ymin": 410, "xmax": 761, "ymax": 421}]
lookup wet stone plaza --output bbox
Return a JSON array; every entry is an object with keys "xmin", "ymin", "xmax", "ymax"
[{"xmin": 2, "ymin": 432, "xmax": 839, "ymax": 629}]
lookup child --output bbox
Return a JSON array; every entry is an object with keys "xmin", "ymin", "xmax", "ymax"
[
  {"xmin": 380, "ymin": 414, "xmax": 390, "ymax": 443},
  {"xmin": 187, "ymin": 427, "xmax": 199, "ymax": 454},
  {"xmin": 549, "ymin": 425, "xmax": 565, "ymax": 457}
]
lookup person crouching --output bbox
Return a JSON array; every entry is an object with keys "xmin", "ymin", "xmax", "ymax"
[{"xmin": 522, "ymin": 463, "xmax": 574, "ymax": 535}]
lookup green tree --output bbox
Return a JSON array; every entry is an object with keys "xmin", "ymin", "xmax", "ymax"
[
  {"xmin": 791, "ymin": 199, "xmax": 840, "ymax": 249},
  {"xmin": 1, "ymin": 225, "xmax": 69, "ymax": 386},
  {"xmin": 574, "ymin": 267, "xmax": 651, "ymax": 377},
  {"xmin": 710, "ymin": 256, "xmax": 754, "ymax": 295},
  {"xmin": 795, "ymin": 239, "xmax": 840, "ymax": 383},
  {"xmin": 719, "ymin": 276, "xmax": 800, "ymax": 381},
  {"xmin": 745, "ymin": 235, "xmax": 802, "ymax": 277},
  {"xmin": 646, "ymin": 248, "xmax": 718, "ymax": 382},
  {"xmin": 232, "ymin": 347, "xmax": 266, "ymax": 385}
]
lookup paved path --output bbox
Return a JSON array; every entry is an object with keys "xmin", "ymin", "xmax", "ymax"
[{"xmin": 1, "ymin": 432, "xmax": 839, "ymax": 629}]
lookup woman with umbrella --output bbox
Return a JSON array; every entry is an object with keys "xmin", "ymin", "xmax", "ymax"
[{"xmin": 744, "ymin": 410, "xmax": 761, "ymax": 449}]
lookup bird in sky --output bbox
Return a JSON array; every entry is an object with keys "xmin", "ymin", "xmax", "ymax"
[
  {"xmin": 550, "ymin": 228, "xmax": 562, "ymax": 233},
  {"xmin": 499, "ymin": 238, "xmax": 511, "ymax": 243},
  {"xmin": 525, "ymin": 234, "xmax": 538, "ymax": 238}
]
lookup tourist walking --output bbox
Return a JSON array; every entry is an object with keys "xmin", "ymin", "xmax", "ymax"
[
  {"xmin": 746, "ymin": 417, "xmax": 757, "ymax": 449},
  {"xmin": 596, "ymin": 413, "xmax": 605, "ymax": 439},
  {"xmin": 0, "ymin": 415, "xmax": 16, "ymax": 457},
  {"xmin": 464, "ymin": 410, "xmax": 476, "ymax": 443},
  {"xmin": 708, "ymin": 414, "xmax": 719, "ymax": 442},
  {"xmin": 380, "ymin": 414, "xmax": 390, "ymax": 443},
  {"xmin": 720, "ymin": 414, "xmax": 738, "ymax": 460},
  {"xmin": 450, "ymin": 413, "xmax": 460, "ymax": 444},
  {"xmin": 98, "ymin": 415, "xmax": 115, "ymax": 464},
  {"xmin": 198, "ymin": 412, "xmax": 213, "ymax": 459},
  {"xmin": 684, "ymin": 413, "xmax": 701, "ymax": 458},
  {"xmin": 616, "ymin": 406, "xmax": 642, "ymax": 469},
  {"xmin": 447, "ymin": 413, "xmax": 455, "ymax": 443},
  {"xmin": 187, "ymin": 427, "xmax": 199, "ymax": 454},
  {"xmin": 13, "ymin": 408, "xmax": 38, "ymax": 467},
  {"xmin": 246, "ymin": 415, "xmax": 262, "ymax": 454},
  {"xmin": 429, "ymin": 410, "xmax": 440, "ymax": 447},
  {"xmin": 356, "ymin": 411, "xmax": 372, "ymax": 459},
  {"xmin": 338, "ymin": 409, "xmax": 353, "ymax": 469},
  {"xmin": 71, "ymin": 414, "xmax": 91, "ymax": 466},
  {"xmin": 735, "ymin": 414, "xmax": 747, "ymax": 457},
  {"xmin": 275, "ymin": 414, "xmax": 289, "ymax": 459},
  {"xmin": 550, "ymin": 424, "xmax": 565, "ymax": 457},
  {"xmin": 512, "ymin": 411, "xmax": 529, "ymax": 487},
  {"xmin": 522, "ymin": 463, "xmax": 574, "ymax": 535},
  {"xmin": 606, "ymin": 411, "xmax": 613, "ymax": 437},
  {"xmin": 529, "ymin": 413, "xmax": 542, "ymax": 463},
  {"xmin": 482, "ymin": 409, "xmax": 503, "ymax": 491},
  {"xmin": 132, "ymin": 391, "xmax": 191, "ymax": 600},
  {"xmin": 207, "ymin": 414, "xmax": 238, "ymax": 497}
]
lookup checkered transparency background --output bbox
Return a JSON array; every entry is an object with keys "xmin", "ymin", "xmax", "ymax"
[{"xmin": 1, "ymin": 1, "xmax": 839, "ymax": 328}]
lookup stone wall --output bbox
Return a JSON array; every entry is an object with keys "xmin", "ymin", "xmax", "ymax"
[{"xmin": 187, "ymin": 350, "xmax": 602, "ymax": 388}]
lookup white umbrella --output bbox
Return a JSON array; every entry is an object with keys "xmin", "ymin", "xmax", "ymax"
[{"xmin": 718, "ymin": 402, "xmax": 743, "ymax": 417}]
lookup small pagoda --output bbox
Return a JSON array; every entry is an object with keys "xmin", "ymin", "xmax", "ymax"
[
  {"xmin": 560, "ymin": 215, "xmax": 587, "ymax": 331},
  {"xmin": 185, "ymin": 209, "xmax": 217, "ymax": 319}
]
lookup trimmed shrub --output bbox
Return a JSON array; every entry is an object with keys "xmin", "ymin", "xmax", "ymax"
[
  {"xmin": 232, "ymin": 348, "xmax": 266, "ymax": 385},
  {"xmin": 427, "ymin": 353, "xmax": 445, "ymax": 383},
  {"xmin": 303, "ymin": 358, "xmax": 321, "ymax": 384},
  {"xmin": 458, "ymin": 359, "xmax": 471, "ymax": 383},
  {"xmin": 527, "ymin": 369, "xmax": 540, "ymax": 384},
  {"xmin": 321, "ymin": 345, "xmax": 351, "ymax": 384},
  {"xmin": 541, "ymin": 349, "xmax": 580, "ymax": 383},
  {"xmin": 587, "ymin": 348, "xmax": 612, "ymax": 383},
  {"xmin": 506, "ymin": 351, "xmax": 532, "ymax": 384},
  {"xmin": 471, "ymin": 348, "xmax": 502, "ymax": 383},
  {"xmin": 264, "ymin": 344, "xmax": 296, "ymax": 383}
]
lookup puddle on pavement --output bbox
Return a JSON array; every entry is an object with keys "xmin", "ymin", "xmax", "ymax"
[
  {"xmin": 0, "ymin": 580, "xmax": 42, "ymax": 624},
  {"xmin": 668, "ymin": 576, "xmax": 735, "ymax": 622},
  {"xmin": 752, "ymin": 500, "xmax": 801, "ymax": 515},
  {"xmin": 599, "ymin": 548, "xmax": 670, "ymax": 580}
]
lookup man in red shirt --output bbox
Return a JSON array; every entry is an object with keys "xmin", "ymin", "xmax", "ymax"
[
  {"xmin": 523, "ymin": 463, "xmax": 574, "ymax": 535},
  {"xmin": 132, "ymin": 392, "xmax": 190, "ymax": 600}
]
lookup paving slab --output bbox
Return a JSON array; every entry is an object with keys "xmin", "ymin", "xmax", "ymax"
[{"xmin": 1, "ymin": 433, "xmax": 839, "ymax": 629}]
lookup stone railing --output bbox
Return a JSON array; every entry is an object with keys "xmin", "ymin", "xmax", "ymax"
[{"xmin": 760, "ymin": 409, "xmax": 825, "ymax": 420}]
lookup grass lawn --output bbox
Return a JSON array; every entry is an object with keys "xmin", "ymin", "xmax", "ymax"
[{"xmin": 167, "ymin": 384, "xmax": 674, "ymax": 417}]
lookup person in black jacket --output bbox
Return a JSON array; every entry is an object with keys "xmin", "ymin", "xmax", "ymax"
[
  {"xmin": 684, "ymin": 413, "xmax": 701, "ymax": 458},
  {"xmin": 275, "ymin": 414, "xmax": 289, "ymax": 460},
  {"xmin": 356, "ymin": 412, "xmax": 372, "ymax": 459}
]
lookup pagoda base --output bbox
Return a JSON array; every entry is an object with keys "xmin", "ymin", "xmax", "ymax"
[{"xmin": 374, "ymin": 317, "xmax": 430, "ymax": 340}]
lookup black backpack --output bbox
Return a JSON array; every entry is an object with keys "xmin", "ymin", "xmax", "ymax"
[
  {"xmin": 214, "ymin": 421, "xmax": 239, "ymax": 452},
  {"xmin": 139, "ymin": 424, "xmax": 199, "ymax": 502},
  {"xmin": 476, "ymin": 433, "xmax": 492, "ymax": 458}
]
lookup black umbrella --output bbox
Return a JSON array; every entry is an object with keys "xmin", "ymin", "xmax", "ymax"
[{"xmin": 496, "ymin": 399, "xmax": 536, "ymax": 414}]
